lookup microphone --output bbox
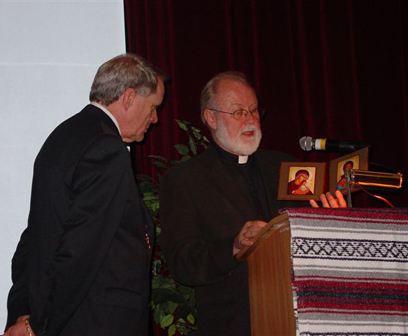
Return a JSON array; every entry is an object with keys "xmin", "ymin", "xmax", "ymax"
[{"xmin": 300, "ymin": 136, "xmax": 371, "ymax": 152}]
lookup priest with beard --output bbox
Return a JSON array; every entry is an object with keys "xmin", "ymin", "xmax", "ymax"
[
  {"xmin": 159, "ymin": 72, "xmax": 297, "ymax": 335},
  {"xmin": 160, "ymin": 72, "xmax": 345, "ymax": 335}
]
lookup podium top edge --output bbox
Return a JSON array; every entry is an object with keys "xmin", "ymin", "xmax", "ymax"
[{"xmin": 237, "ymin": 212, "xmax": 289, "ymax": 261}]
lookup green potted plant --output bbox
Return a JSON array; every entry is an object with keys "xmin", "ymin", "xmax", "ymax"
[{"xmin": 138, "ymin": 120, "xmax": 209, "ymax": 336}]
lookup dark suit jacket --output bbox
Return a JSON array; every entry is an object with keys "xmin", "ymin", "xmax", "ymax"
[
  {"xmin": 160, "ymin": 145, "xmax": 298, "ymax": 336},
  {"xmin": 6, "ymin": 105, "xmax": 154, "ymax": 336}
]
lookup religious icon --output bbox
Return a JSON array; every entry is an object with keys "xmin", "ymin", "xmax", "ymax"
[
  {"xmin": 278, "ymin": 162, "xmax": 326, "ymax": 201},
  {"xmin": 287, "ymin": 169, "xmax": 314, "ymax": 195},
  {"xmin": 329, "ymin": 147, "xmax": 369, "ymax": 194},
  {"xmin": 336, "ymin": 160, "xmax": 355, "ymax": 191}
]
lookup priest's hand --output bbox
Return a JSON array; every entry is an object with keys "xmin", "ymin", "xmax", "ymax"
[
  {"xmin": 310, "ymin": 190, "xmax": 347, "ymax": 208},
  {"xmin": 233, "ymin": 220, "xmax": 267, "ymax": 256}
]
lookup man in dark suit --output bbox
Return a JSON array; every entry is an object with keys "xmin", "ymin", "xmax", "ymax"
[
  {"xmin": 159, "ymin": 72, "xmax": 299, "ymax": 335},
  {"xmin": 4, "ymin": 54, "xmax": 166, "ymax": 336}
]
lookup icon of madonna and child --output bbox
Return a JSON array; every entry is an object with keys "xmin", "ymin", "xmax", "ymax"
[{"xmin": 287, "ymin": 168, "xmax": 315, "ymax": 195}]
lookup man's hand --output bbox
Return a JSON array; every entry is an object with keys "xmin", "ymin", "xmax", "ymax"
[
  {"xmin": 233, "ymin": 220, "xmax": 267, "ymax": 256},
  {"xmin": 4, "ymin": 317, "xmax": 35, "ymax": 336},
  {"xmin": 16, "ymin": 316, "xmax": 30, "ymax": 323},
  {"xmin": 310, "ymin": 190, "xmax": 347, "ymax": 208}
]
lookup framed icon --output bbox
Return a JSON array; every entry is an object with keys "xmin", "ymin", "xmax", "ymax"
[
  {"xmin": 329, "ymin": 147, "xmax": 369, "ymax": 194},
  {"xmin": 278, "ymin": 162, "xmax": 327, "ymax": 201}
]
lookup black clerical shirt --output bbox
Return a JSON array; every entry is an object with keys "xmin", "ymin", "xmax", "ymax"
[{"xmin": 212, "ymin": 142, "xmax": 271, "ymax": 222}]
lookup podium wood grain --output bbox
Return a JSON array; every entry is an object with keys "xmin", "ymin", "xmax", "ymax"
[{"xmin": 237, "ymin": 213, "xmax": 296, "ymax": 336}]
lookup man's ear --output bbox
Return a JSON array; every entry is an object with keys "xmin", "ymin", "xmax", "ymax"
[
  {"xmin": 204, "ymin": 109, "xmax": 217, "ymax": 130},
  {"xmin": 123, "ymin": 88, "xmax": 136, "ymax": 110}
]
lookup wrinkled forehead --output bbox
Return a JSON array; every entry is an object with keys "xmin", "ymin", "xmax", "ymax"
[{"xmin": 215, "ymin": 79, "xmax": 257, "ymax": 108}]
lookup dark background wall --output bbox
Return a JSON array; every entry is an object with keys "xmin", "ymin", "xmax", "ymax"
[{"xmin": 125, "ymin": 0, "xmax": 408, "ymax": 208}]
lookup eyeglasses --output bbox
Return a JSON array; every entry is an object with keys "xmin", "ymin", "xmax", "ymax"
[{"xmin": 209, "ymin": 107, "xmax": 265, "ymax": 121}]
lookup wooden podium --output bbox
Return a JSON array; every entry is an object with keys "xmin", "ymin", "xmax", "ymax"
[{"xmin": 237, "ymin": 213, "xmax": 296, "ymax": 336}]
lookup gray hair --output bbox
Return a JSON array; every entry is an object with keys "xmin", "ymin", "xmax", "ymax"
[
  {"xmin": 89, "ymin": 53, "xmax": 167, "ymax": 105},
  {"xmin": 200, "ymin": 71, "xmax": 253, "ymax": 125}
]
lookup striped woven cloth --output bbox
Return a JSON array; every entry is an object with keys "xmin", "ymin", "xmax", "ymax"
[{"xmin": 286, "ymin": 208, "xmax": 408, "ymax": 336}]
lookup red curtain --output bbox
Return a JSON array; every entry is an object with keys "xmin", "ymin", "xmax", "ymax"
[{"xmin": 124, "ymin": 0, "xmax": 408, "ymax": 207}]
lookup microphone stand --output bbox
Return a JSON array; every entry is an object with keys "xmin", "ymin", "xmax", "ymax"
[{"xmin": 345, "ymin": 170, "xmax": 353, "ymax": 207}]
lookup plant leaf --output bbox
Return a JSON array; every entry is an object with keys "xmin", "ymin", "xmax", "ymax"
[
  {"xmin": 152, "ymin": 288, "xmax": 183, "ymax": 304},
  {"xmin": 159, "ymin": 277, "xmax": 177, "ymax": 289},
  {"xmin": 176, "ymin": 319, "xmax": 189, "ymax": 335},
  {"xmin": 163, "ymin": 300, "xmax": 178, "ymax": 315},
  {"xmin": 160, "ymin": 314, "xmax": 174, "ymax": 328},
  {"xmin": 179, "ymin": 155, "xmax": 192, "ymax": 162},
  {"xmin": 152, "ymin": 259, "xmax": 161, "ymax": 276},
  {"xmin": 154, "ymin": 161, "xmax": 169, "ymax": 169},
  {"xmin": 175, "ymin": 119, "xmax": 189, "ymax": 131},
  {"xmin": 143, "ymin": 192, "xmax": 158, "ymax": 200},
  {"xmin": 192, "ymin": 127, "xmax": 202, "ymax": 140},
  {"xmin": 187, "ymin": 314, "xmax": 195, "ymax": 325},
  {"xmin": 137, "ymin": 174, "xmax": 154, "ymax": 181},
  {"xmin": 188, "ymin": 137, "xmax": 197, "ymax": 155},
  {"xmin": 168, "ymin": 324, "xmax": 177, "ymax": 336},
  {"xmin": 153, "ymin": 303, "xmax": 164, "ymax": 323},
  {"xmin": 175, "ymin": 144, "xmax": 189, "ymax": 155},
  {"xmin": 149, "ymin": 155, "xmax": 170, "ymax": 162}
]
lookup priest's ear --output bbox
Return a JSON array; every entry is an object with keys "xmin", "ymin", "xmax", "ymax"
[{"xmin": 204, "ymin": 109, "xmax": 218, "ymax": 130}]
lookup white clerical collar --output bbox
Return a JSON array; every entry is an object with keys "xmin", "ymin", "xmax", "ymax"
[
  {"xmin": 91, "ymin": 102, "xmax": 121, "ymax": 136},
  {"xmin": 238, "ymin": 155, "xmax": 249, "ymax": 164},
  {"xmin": 212, "ymin": 142, "xmax": 251, "ymax": 165}
]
